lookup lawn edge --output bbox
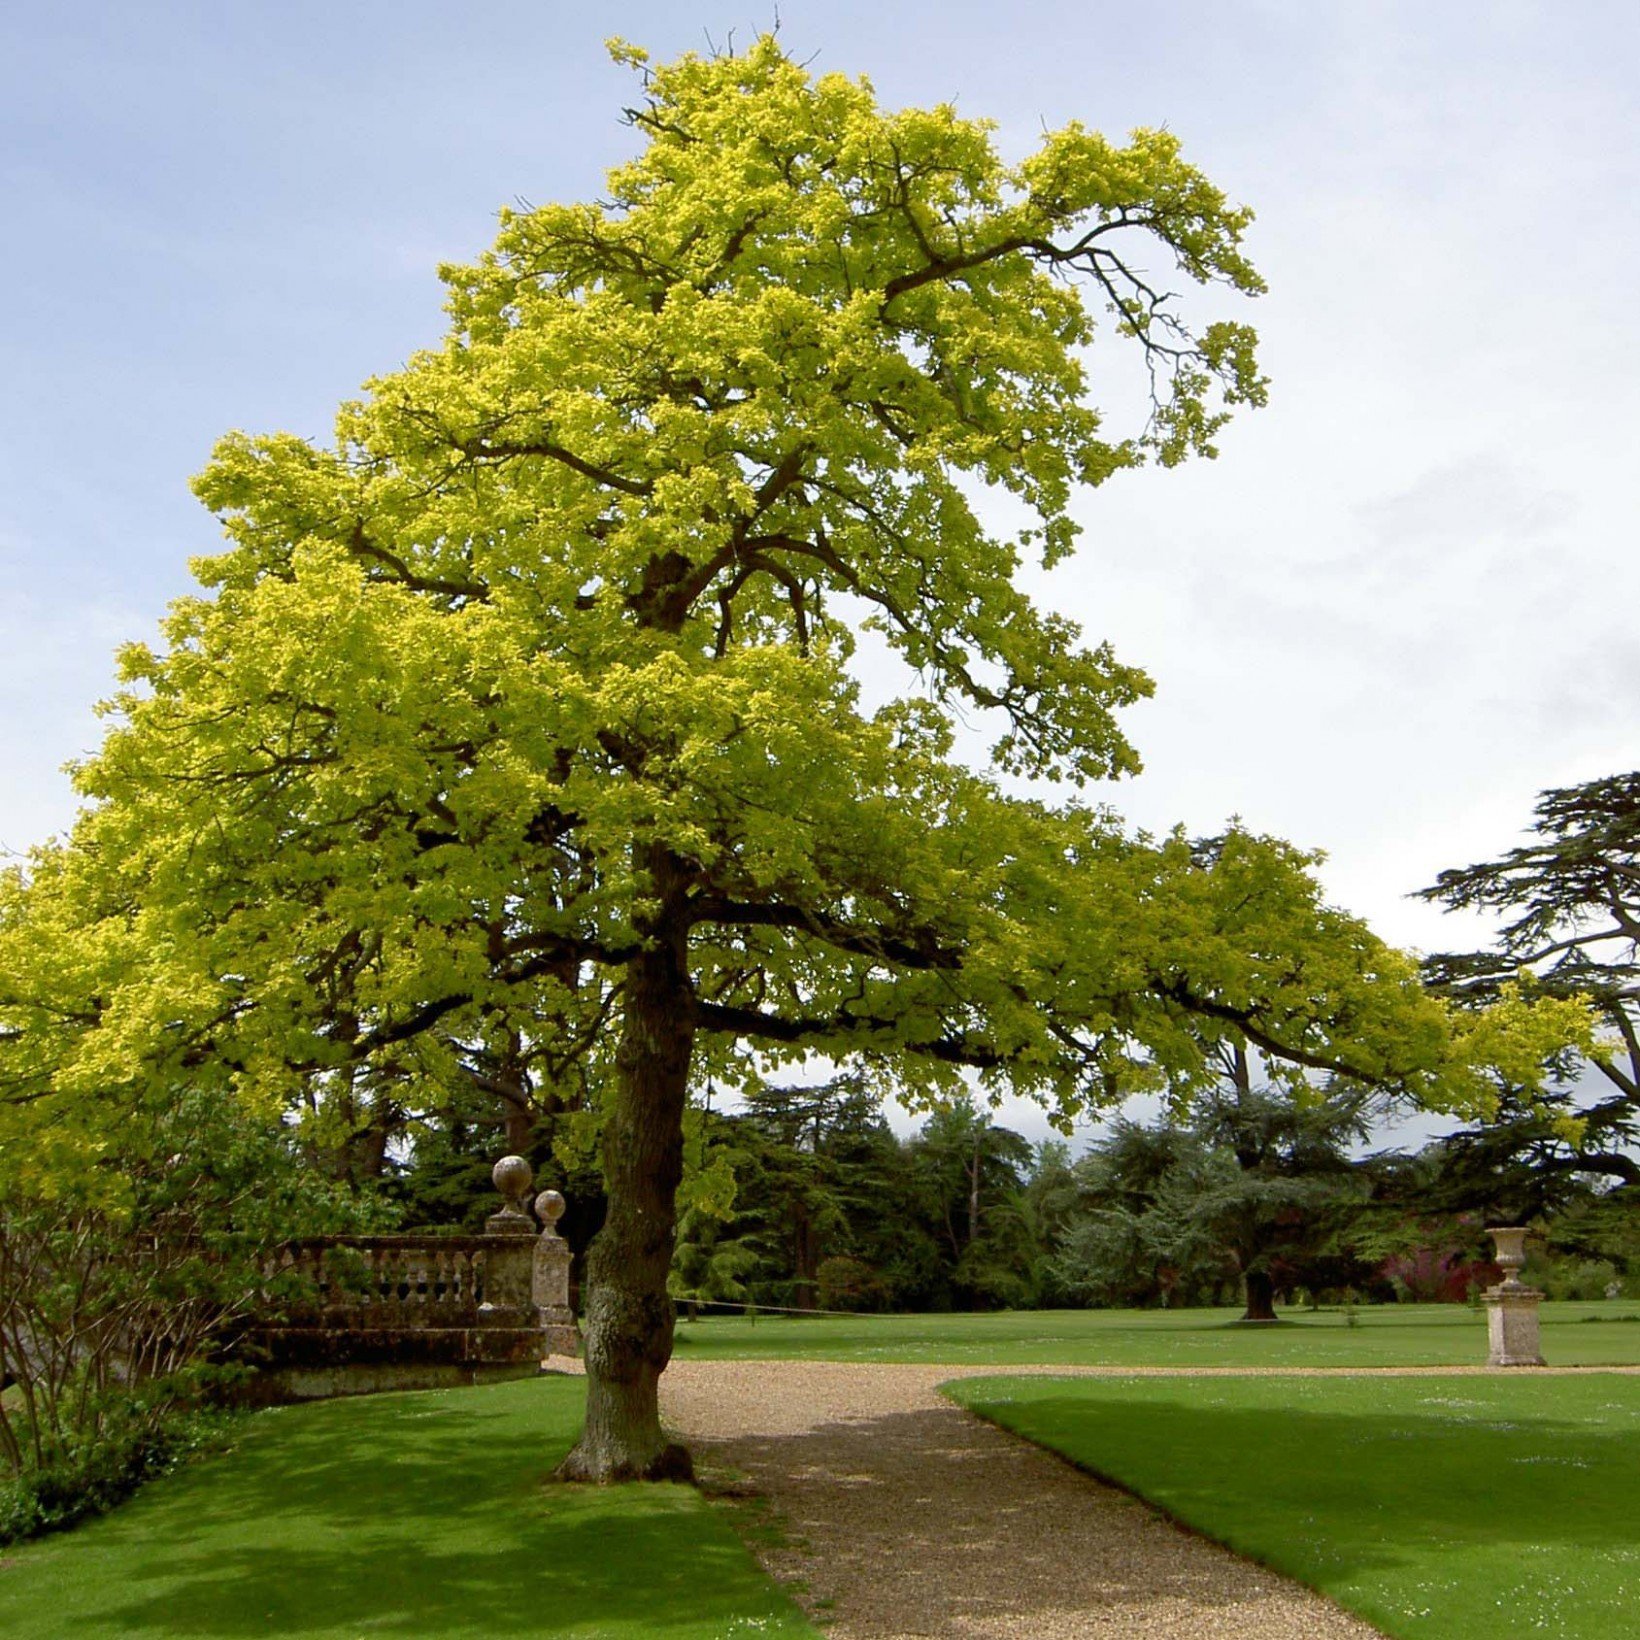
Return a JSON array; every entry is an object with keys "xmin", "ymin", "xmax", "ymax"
[{"xmin": 936, "ymin": 1375, "xmax": 1397, "ymax": 1638}]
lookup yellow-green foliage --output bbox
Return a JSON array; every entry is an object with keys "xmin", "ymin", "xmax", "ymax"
[{"xmin": 0, "ymin": 38, "xmax": 1585, "ymax": 1186}]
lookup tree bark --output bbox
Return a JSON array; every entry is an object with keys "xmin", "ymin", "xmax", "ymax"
[
  {"xmin": 967, "ymin": 1127, "xmax": 981, "ymax": 1247},
  {"xmin": 793, "ymin": 1203, "xmax": 818, "ymax": 1310},
  {"xmin": 557, "ymin": 845, "xmax": 695, "ymax": 1483},
  {"xmin": 1241, "ymin": 1267, "xmax": 1277, "ymax": 1323},
  {"xmin": 339, "ymin": 1089, "xmax": 398, "ymax": 1183}
]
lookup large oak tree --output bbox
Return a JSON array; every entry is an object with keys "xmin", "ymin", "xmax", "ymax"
[{"xmin": 0, "ymin": 39, "xmax": 1582, "ymax": 1479}]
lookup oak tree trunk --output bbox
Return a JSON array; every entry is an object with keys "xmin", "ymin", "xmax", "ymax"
[
  {"xmin": 557, "ymin": 846, "xmax": 695, "ymax": 1483},
  {"xmin": 1241, "ymin": 1267, "xmax": 1277, "ymax": 1323}
]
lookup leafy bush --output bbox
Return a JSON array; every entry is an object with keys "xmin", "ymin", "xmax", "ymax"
[
  {"xmin": 1542, "ymin": 1193, "xmax": 1640, "ymax": 1280},
  {"xmin": 1525, "ymin": 1254, "xmax": 1623, "ymax": 1301},
  {"xmin": 0, "ymin": 1083, "xmax": 375, "ymax": 1537},
  {"xmin": 815, "ymin": 1255, "xmax": 890, "ymax": 1312},
  {"xmin": 0, "ymin": 1400, "xmax": 235, "ymax": 1546},
  {"xmin": 1379, "ymin": 1246, "xmax": 1495, "ymax": 1303}
]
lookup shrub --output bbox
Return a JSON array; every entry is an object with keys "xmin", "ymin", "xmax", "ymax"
[
  {"xmin": 816, "ymin": 1255, "xmax": 890, "ymax": 1312},
  {"xmin": 0, "ymin": 1400, "xmax": 235, "ymax": 1546},
  {"xmin": 1525, "ymin": 1254, "xmax": 1623, "ymax": 1302},
  {"xmin": 0, "ymin": 1084, "xmax": 373, "ymax": 1539},
  {"xmin": 1379, "ymin": 1246, "xmax": 1495, "ymax": 1303}
]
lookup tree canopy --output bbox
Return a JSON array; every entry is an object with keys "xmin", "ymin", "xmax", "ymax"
[{"xmin": 0, "ymin": 37, "xmax": 1585, "ymax": 1480}]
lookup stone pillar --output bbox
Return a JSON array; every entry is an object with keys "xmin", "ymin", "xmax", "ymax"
[
  {"xmin": 480, "ymin": 1156, "xmax": 538, "ymax": 1316},
  {"xmin": 533, "ymin": 1190, "xmax": 582, "ymax": 1360},
  {"xmin": 1485, "ymin": 1225, "xmax": 1545, "ymax": 1367}
]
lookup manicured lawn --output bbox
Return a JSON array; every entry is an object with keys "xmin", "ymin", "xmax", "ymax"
[
  {"xmin": 946, "ymin": 1372, "xmax": 1640, "ymax": 1640},
  {"xmin": 0, "ymin": 1376, "xmax": 817, "ymax": 1639},
  {"xmin": 671, "ymin": 1300, "xmax": 1640, "ymax": 1367}
]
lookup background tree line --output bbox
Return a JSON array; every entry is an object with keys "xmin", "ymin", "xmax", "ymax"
[{"xmin": 379, "ymin": 1052, "xmax": 1640, "ymax": 1321}]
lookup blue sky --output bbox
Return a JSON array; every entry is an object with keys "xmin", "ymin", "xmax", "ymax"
[{"xmin": 3, "ymin": 2, "xmax": 1637, "ymax": 1139}]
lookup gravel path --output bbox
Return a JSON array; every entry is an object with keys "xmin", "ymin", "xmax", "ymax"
[{"xmin": 659, "ymin": 1360, "xmax": 1388, "ymax": 1639}]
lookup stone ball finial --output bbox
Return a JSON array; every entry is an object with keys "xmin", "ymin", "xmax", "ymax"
[
  {"xmin": 492, "ymin": 1154, "xmax": 534, "ymax": 1210},
  {"xmin": 534, "ymin": 1189, "xmax": 566, "ymax": 1230}
]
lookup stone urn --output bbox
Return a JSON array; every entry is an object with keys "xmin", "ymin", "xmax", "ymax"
[{"xmin": 1488, "ymin": 1225, "xmax": 1531, "ymax": 1291}]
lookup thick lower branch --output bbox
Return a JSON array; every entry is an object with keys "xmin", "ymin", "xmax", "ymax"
[
  {"xmin": 689, "ymin": 897, "xmax": 961, "ymax": 970},
  {"xmin": 691, "ymin": 997, "xmax": 1002, "ymax": 1067},
  {"xmin": 1153, "ymin": 980, "xmax": 1385, "ymax": 1083}
]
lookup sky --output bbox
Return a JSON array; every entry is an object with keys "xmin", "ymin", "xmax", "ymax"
[{"xmin": 2, "ymin": 1, "xmax": 1636, "ymax": 1147}]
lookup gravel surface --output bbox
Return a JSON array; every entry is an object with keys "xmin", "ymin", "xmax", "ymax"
[{"xmin": 659, "ymin": 1360, "xmax": 1390, "ymax": 1639}]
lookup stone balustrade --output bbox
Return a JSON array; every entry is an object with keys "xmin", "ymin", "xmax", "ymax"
[
  {"xmin": 260, "ymin": 1236, "xmax": 507, "ymax": 1320},
  {"xmin": 237, "ymin": 1157, "xmax": 581, "ymax": 1403}
]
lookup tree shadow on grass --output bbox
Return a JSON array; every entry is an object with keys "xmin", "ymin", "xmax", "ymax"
[
  {"xmin": 0, "ymin": 1378, "xmax": 812, "ymax": 1638},
  {"xmin": 93, "ymin": 1513, "xmax": 777, "ymax": 1636},
  {"xmin": 130, "ymin": 1394, "xmax": 548, "ymax": 1533}
]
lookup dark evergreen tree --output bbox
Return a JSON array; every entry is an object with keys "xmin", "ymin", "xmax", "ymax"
[{"xmin": 1420, "ymin": 771, "xmax": 1640, "ymax": 1212}]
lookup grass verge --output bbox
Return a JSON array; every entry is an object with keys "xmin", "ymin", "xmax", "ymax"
[
  {"xmin": 945, "ymin": 1371, "xmax": 1640, "ymax": 1640},
  {"xmin": 669, "ymin": 1301, "xmax": 1640, "ymax": 1366},
  {"xmin": 0, "ymin": 1375, "xmax": 817, "ymax": 1639}
]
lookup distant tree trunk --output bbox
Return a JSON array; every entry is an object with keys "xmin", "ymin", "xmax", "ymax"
[
  {"xmin": 793, "ymin": 1204, "xmax": 818, "ymax": 1309},
  {"xmin": 502, "ymin": 1100, "xmax": 534, "ymax": 1155},
  {"xmin": 463, "ymin": 1027, "xmax": 539, "ymax": 1154},
  {"xmin": 967, "ymin": 1127, "xmax": 982, "ymax": 1247},
  {"xmin": 340, "ymin": 1089, "xmax": 399, "ymax": 1183},
  {"xmin": 557, "ymin": 845, "xmax": 694, "ymax": 1483},
  {"xmin": 1241, "ymin": 1267, "xmax": 1277, "ymax": 1323}
]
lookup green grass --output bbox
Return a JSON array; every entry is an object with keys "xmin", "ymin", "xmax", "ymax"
[
  {"xmin": 671, "ymin": 1300, "xmax": 1640, "ymax": 1366},
  {"xmin": 8, "ymin": 1308, "xmax": 1637, "ymax": 1637},
  {"xmin": 0, "ymin": 1376, "xmax": 817, "ymax": 1639},
  {"xmin": 946, "ymin": 1372, "xmax": 1640, "ymax": 1640}
]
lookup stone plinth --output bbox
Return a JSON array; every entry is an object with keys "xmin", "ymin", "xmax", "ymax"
[
  {"xmin": 1487, "ymin": 1289, "xmax": 1546, "ymax": 1367},
  {"xmin": 479, "ymin": 1156, "xmax": 538, "ymax": 1315}
]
